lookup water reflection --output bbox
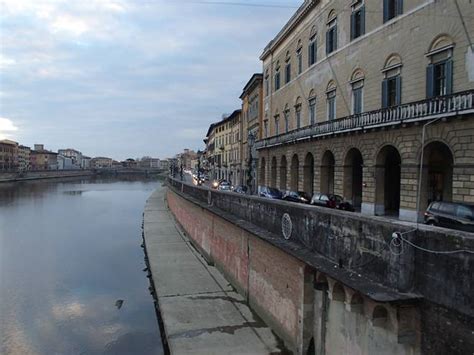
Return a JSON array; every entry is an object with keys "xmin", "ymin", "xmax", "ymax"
[{"xmin": 0, "ymin": 177, "xmax": 164, "ymax": 355}]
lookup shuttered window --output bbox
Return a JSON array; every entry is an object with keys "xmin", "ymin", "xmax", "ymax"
[
  {"xmin": 383, "ymin": 0, "xmax": 403, "ymax": 23},
  {"xmin": 351, "ymin": 5, "xmax": 365, "ymax": 40},
  {"xmin": 426, "ymin": 59, "xmax": 453, "ymax": 98}
]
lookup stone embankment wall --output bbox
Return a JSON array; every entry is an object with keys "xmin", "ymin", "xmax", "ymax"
[
  {"xmin": 0, "ymin": 170, "xmax": 95, "ymax": 182},
  {"xmin": 167, "ymin": 178, "xmax": 474, "ymax": 355}
]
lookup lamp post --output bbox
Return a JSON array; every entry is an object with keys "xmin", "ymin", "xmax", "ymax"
[{"xmin": 247, "ymin": 131, "xmax": 256, "ymax": 194}]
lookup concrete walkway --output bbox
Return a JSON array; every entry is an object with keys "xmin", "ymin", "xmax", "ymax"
[{"xmin": 143, "ymin": 187, "xmax": 285, "ymax": 355}]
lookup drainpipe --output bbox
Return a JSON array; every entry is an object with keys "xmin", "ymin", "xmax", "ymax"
[{"xmin": 415, "ymin": 117, "xmax": 442, "ymax": 224}]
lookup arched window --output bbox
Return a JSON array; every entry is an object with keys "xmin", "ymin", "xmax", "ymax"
[
  {"xmin": 264, "ymin": 68, "xmax": 270, "ymax": 97},
  {"xmin": 294, "ymin": 97, "xmax": 302, "ymax": 129},
  {"xmin": 285, "ymin": 51, "xmax": 291, "ymax": 84},
  {"xmin": 296, "ymin": 39, "xmax": 303, "ymax": 75},
  {"xmin": 284, "ymin": 104, "xmax": 290, "ymax": 133},
  {"xmin": 350, "ymin": 69, "xmax": 365, "ymax": 114},
  {"xmin": 426, "ymin": 35, "xmax": 454, "ymax": 98},
  {"xmin": 383, "ymin": 0, "xmax": 403, "ymax": 23},
  {"xmin": 326, "ymin": 10, "xmax": 337, "ymax": 55},
  {"xmin": 274, "ymin": 111, "xmax": 280, "ymax": 136},
  {"xmin": 308, "ymin": 26, "xmax": 317, "ymax": 66},
  {"xmin": 382, "ymin": 54, "xmax": 402, "ymax": 108},
  {"xmin": 274, "ymin": 61, "xmax": 281, "ymax": 91},
  {"xmin": 351, "ymin": 1, "xmax": 365, "ymax": 40},
  {"xmin": 308, "ymin": 89, "xmax": 316, "ymax": 125},
  {"xmin": 326, "ymin": 80, "xmax": 337, "ymax": 120}
]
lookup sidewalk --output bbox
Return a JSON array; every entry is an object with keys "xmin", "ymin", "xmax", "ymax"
[{"xmin": 143, "ymin": 187, "xmax": 285, "ymax": 355}]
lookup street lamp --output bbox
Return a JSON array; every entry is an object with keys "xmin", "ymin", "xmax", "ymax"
[{"xmin": 247, "ymin": 131, "xmax": 256, "ymax": 194}]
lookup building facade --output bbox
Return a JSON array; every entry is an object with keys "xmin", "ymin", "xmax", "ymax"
[
  {"xmin": 58, "ymin": 149, "xmax": 83, "ymax": 169},
  {"xmin": 240, "ymin": 73, "xmax": 263, "ymax": 192},
  {"xmin": 30, "ymin": 145, "xmax": 58, "ymax": 170},
  {"xmin": 229, "ymin": 110, "xmax": 242, "ymax": 185},
  {"xmin": 0, "ymin": 140, "xmax": 19, "ymax": 172},
  {"xmin": 257, "ymin": 0, "xmax": 474, "ymax": 222},
  {"xmin": 90, "ymin": 157, "xmax": 113, "ymax": 169},
  {"xmin": 18, "ymin": 145, "xmax": 31, "ymax": 172}
]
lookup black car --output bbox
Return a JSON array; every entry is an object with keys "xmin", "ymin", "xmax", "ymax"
[
  {"xmin": 310, "ymin": 193, "xmax": 355, "ymax": 211},
  {"xmin": 424, "ymin": 201, "xmax": 474, "ymax": 232},
  {"xmin": 258, "ymin": 186, "xmax": 283, "ymax": 199},
  {"xmin": 282, "ymin": 191, "xmax": 311, "ymax": 204},
  {"xmin": 233, "ymin": 185, "xmax": 248, "ymax": 194}
]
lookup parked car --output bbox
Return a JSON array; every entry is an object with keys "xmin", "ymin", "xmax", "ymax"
[
  {"xmin": 310, "ymin": 193, "xmax": 354, "ymax": 211},
  {"xmin": 258, "ymin": 186, "xmax": 283, "ymax": 199},
  {"xmin": 282, "ymin": 191, "xmax": 311, "ymax": 204},
  {"xmin": 424, "ymin": 201, "xmax": 474, "ymax": 232},
  {"xmin": 233, "ymin": 185, "xmax": 248, "ymax": 194},
  {"xmin": 217, "ymin": 180, "xmax": 232, "ymax": 191}
]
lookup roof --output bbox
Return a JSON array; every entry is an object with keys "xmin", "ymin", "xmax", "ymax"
[
  {"xmin": 205, "ymin": 109, "xmax": 242, "ymax": 137},
  {"xmin": 260, "ymin": 0, "xmax": 318, "ymax": 61},
  {"xmin": 240, "ymin": 73, "xmax": 263, "ymax": 99},
  {"xmin": 0, "ymin": 139, "xmax": 18, "ymax": 146}
]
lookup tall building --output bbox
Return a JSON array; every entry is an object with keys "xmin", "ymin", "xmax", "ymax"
[
  {"xmin": 18, "ymin": 145, "xmax": 31, "ymax": 172},
  {"xmin": 30, "ymin": 144, "xmax": 57, "ymax": 170},
  {"xmin": 58, "ymin": 149, "xmax": 83, "ymax": 169},
  {"xmin": 240, "ymin": 73, "xmax": 263, "ymax": 192},
  {"xmin": 0, "ymin": 140, "xmax": 19, "ymax": 172},
  {"xmin": 257, "ymin": 0, "xmax": 474, "ymax": 222},
  {"xmin": 229, "ymin": 110, "xmax": 242, "ymax": 185}
]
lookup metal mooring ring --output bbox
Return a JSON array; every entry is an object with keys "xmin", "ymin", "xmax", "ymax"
[{"xmin": 281, "ymin": 213, "xmax": 292, "ymax": 240}]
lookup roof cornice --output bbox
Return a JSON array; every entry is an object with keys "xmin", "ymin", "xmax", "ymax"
[{"xmin": 260, "ymin": 0, "xmax": 319, "ymax": 61}]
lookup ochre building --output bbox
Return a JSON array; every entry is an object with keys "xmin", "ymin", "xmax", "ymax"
[{"xmin": 257, "ymin": 0, "xmax": 474, "ymax": 221}]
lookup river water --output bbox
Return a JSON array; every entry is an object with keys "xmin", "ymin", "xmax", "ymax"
[{"xmin": 0, "ymin": 177, "xmax": 164, "ymax": 355}]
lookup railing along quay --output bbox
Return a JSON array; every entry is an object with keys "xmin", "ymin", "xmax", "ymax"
[{"xmin": 256, "ymin": 90, "xmax": 474, "ymax": 149}]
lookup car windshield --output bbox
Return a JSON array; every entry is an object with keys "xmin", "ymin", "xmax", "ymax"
[
  {"xmin": 330, "ymin": 195, "xmax": 343, "ymax": 202},
  {"xmin": 268, "ymin": 188, "xmax": 280, "ymax": 194}
]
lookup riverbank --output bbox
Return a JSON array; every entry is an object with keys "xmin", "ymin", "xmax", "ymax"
[
  {"xmin": 143, "ymin": 187, "xmax": 286, "ymax": 354},
  {"xmin": 0, "ymin": 170, "xmax": 95, "ymax": 183}
]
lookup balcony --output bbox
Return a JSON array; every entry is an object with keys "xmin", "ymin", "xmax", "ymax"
[{"xmin": 256, "ymin": 90, "xmax": 474, "ymax": 149}]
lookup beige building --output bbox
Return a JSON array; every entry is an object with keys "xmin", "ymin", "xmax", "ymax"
[
  {"xmin": 90, "ymin": 157, "xmax": 113, "ymax": 169},
  {"xmin": 229, "ymin": 110, "xmax": 242, "ymax": 185},
  {"xmin": 257, "ymin": 0, "xmax": 474, "ymax": 222},
  {"xmin": 0, "ymin": 139, "xmax": 19, "ymax": 171},
  {"xmin": 240, "ymin": 73, "xmax": 263, "ymax": 192},
  {"xmin": 18, "ymin": 145, "xmax": 31, "ymax": 172},
  {"xmin": 30, "ymin": 144, "xmax": 58, "ymax": 170}
]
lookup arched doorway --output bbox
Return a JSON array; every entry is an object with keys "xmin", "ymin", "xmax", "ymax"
[
  {"xmin": 304, "ymin": 153, "xmax": 314, "ymax": 196},
  {"xmin": 259, "ymin": 157, "xmax": 266, "ymax": 186},
  {"xmin": 421, "ymin": 141, "xmax": 453, "ymax": 210},
  {"xmin": 375, "ymin": 145, "xmax": 401, "ymax": 216},
  {"xmin": 290, "ymin": 154, "xmax": 299, "ymax": 191},
  {"xmin": 280, "ymin": 156, "xmax": 287, "ymax": 190},
  {"xmin": 321, "ymin": 151, "xmax": 335, "ymax": 194},
  {"xmin": 344, "ymin": 148, "xmax": 363, "ymax": 209},
  {"xmin": 271, "ymin": 156, "xmax": 277, "ymax": 188}
]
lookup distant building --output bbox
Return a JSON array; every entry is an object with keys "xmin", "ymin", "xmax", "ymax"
[
  {"xmin": 90, "ymin": 157, "xmax": 113, "ymax": 169},
  {"xmin": 81, "ymin": 156, "xmax": 91, "ymax": 169},
  {"xmin": 177, "ymin": 149, "xmax": 198, "ymax": 171},
  {"xmin": 58, "ymin": 148, "xmax": 82, "ymax": 169},
  {"xmin": 57, "ymin": 155, "xmax": 74, "ymax": 170},
  {"xmin": 0, "ymin": 139, "xmax": 19, "ymax": 172},
  {"xmin": 30, "ymin": 144, "xmax": 58, "ymax": 170},
  {"xmin": 122, "ymin": 158, "xmax": 138, "ymax": 168},
  {"xmin": 18, "ymin": 145, "xmax": 31, "ymax": 172},
  {"xmin": 158, "ymin": 159, "xmax": 170, "ymax": 171},
  {"xmin": 139, "ymin": 156, "xmax": 160, "ymax": 168}
]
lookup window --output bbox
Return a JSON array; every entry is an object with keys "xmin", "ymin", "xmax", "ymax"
[
  {"xmin": 427, "ymin": 50, "xmax": 453, "ymax": 98},
  {"xmin": 327, "ymin": 90, "xmax": 336, "ymax": 120},
  {"xmin": 309, "ymin": 97, "xmax": 316, "ymax": 125},
  {"xmin": 457, "ymin": 206, "xmax": 474, "ymax": 220},
  {"xmin": 264, "ymin": 120, "xmax": 268, "ymax": 138},
  {"xmin": 383, "ymin": 0, "xmax": 403, "ymax": 23},
  {"xmin": 285, "ymin": 59, "xmax": 291, "ymax": 84},
  {"xmin": 326, "ymin": 14, "xmax": 337, "ymax": 55},
  {"xmin": 295, "ymin": 106, "xmax": 301, "ymax": 129},
  {"xmin": 265, "ymin": 71, "xmax": 269, "ymax": 96},
  {"xmin": 308, "ymin": 36, "xmax": 317, "ymax": 66},
  {"xmin": 284, "ymin": 109, "xmax": 290, "ymax": 133},
  {"xmin": 351, "ymin": 4, "xmax": 365, "ymax": 40},
  {"xmin": 274, "ymin": 115, "xmax": 280, "ymax": 135},
  {"xmin": 382, "ymin": 74, "xmax": 401, "ymax": 108},
  {"xmin": 352, "ymin": 80, "xmax": 363, "ymax": 114},
  {"xmin": 275, "ymin": 66, "xmax": 281, "ymax": 91},
  {"xmin": 297, "ymin": 48, "xmax": 302, "ymax": 74}
]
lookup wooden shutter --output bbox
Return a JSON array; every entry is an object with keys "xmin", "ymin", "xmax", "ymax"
[
  {"xmin": 397, "ymin": 0, "xmax": 403, "ymax": 16},
  {"xmin": 350, "ymin": 12, "xmax": 356, "ymax": 40},
  {"xmin": 426, "ymin": 64, "xmax": 434, "ymax": 98},
  {"xmin": 326, "ymin": 31, "xmax": 330, "ymax": 54},
  {"xmin": 361, "ymin": 6, "xmax": 366, "ymax": 35},
  {"xmin": 382, "ymin": 79, "xmax": 388, "ymax": 108},
  {"xmin": 334, "ymin": 26, "xmax": 338, "ymax": 50},
  {"xmin": 446, "ymin": 59, "xmax": 453, "ymax": 95},
  {"xmin": 383, "ymin": 0, "xmax": 389, "ymax": 23},
  {"xmin": 396, "ymin": 76, "xmax": 402, "ymax": 105}
]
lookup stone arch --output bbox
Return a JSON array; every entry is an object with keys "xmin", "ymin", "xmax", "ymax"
[
  {"xmin": 320, "ymin": 150, "xmax": 335, "ymax": 194},
  {"xmin": 375, "ymin": 145, "xmax": 401, "ymax": 216},
  {"xmin": 343, "ymin": 148, "xmax": 363, "ymax": 209},
  {"xmin": 372, "ymin": 305, "xmax": 389, "ymax": 328},
  {"xmin": 297, "ymin": 38, "xmax": 302, "ymax": 49},
  {"xmin": 290, "ymin": 154, "xmax": 299, "ymax": 191},
  {"xmin": 295, "ymin": 96, "xmax": 302, "ymax": 106},
  {"xmin": 326, "ymin": 79, "xmax": 336, "ymax": 92},
  {"xmin": 350, "ymin": 68, "xmax": 365, "ymax": 82},
  {"xmin": 259, "ymin": 157, "xmax": 266, "ymax": 186},
  {"xmin": 327, "ymin": 9, "xmax": 337, "ymax": 23},
  {"xmin": 285, "ymin": 50, "xmax": 291, "ymax": 60},
  {"xmin": 308, "ymin": 89, "xmax": 316, "ymax": 99},
  {"xmin": 420, "ymin": 141, "xmax": 454, "ymax": 211},
  {"xmin": 331, "ymin": 282, "xmax": 345, "ymax": 302},
  {"xmin": 349, "ymin": 292, "xmax": 364, "ymax": 313},
  {"xmin": 280, "ymin": 155, "xmax": 287, "ymax": 190},
  {"xmin": 428, "ymin": 34, "xmax": 455, "ymax": 53},
  {"xmin": 303, "ymin": 152, "xmax": 315, "ymax": 196},
  {"xmin": 383, "ymin": 53, "xmax": 402, "ymax": 70},
  {"xmin": 270, "ymin": 156, "xmax": 277, "ymax": 188},
  {"xmin": 309, "ymin": 25, "xmax": 317, "ymax": 38}
]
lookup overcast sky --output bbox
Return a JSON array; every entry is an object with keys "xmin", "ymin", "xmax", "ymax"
[{"xmin": 0, "ymin": 0, "xmax": 300, "ymax": 160}]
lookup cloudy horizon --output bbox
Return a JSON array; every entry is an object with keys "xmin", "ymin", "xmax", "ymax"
[{"xmin": 0, "ymin": 0, "xmax": 300, "ymax": 160}]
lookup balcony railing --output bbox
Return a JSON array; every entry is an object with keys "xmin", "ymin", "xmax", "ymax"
[{"xmin": 256, "ymin": 90, "xmax": 474, "ymax": 149}]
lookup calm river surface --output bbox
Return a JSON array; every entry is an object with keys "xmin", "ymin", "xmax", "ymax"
[{"xmin": 0, "ymin": 177, "xmax": 164, "ymax": 355}]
